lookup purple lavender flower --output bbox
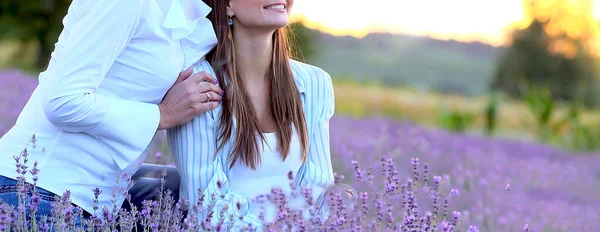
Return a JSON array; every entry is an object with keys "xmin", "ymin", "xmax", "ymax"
[
  {"xmin": 2, "ymin": 76, "xmax": 599, "ymax": 232},
  {"xmin": 155, "ymin": 152, "xmax": 162, "ymax": 164},
  {"xmin": 423, "ymin": 163, "xmax": 429, "ymax": 185},
  {"xmin": 30, "ymin": 194, "xmax": 40, "ymax": 212},
  {"xmin": 452, "ymin": 211, "xmax": 461, "ymax": 226},
  {"xmin": 450, "ymin": 188, "xmax": 461, "ymax": 197},
  {"xmin": 468, "ymin": 225, "xmax": 480, "ymax": 232}
]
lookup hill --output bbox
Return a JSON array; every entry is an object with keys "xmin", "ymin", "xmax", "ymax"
[{"xmin": 303, "ymin": 28, "xmax": 503, "ymax": 96}]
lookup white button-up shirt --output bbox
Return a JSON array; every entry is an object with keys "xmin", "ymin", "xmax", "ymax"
[{"xmin": 0, "ymin": 0, "xmax": 217, "ymax": 214}]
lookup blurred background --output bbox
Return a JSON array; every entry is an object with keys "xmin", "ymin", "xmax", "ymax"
[{"xmin": 1, "ymin": 0, "xmax": 600, "ymax": 231}]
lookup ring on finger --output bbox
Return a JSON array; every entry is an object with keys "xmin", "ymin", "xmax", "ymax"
[{"xmin": 206, "ymin": 92, "xmax": 211, "ymax": 102}]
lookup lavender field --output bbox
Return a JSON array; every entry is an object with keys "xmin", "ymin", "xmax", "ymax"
[
  {"xmin": 1, "ymin": 70, "xmax": 599, "ymax": 231},
  {"xmin": 0, "ymin": 70, "xmax": 37, "ymax": 136}
]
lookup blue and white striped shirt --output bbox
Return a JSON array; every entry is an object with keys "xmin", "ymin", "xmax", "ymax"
[{"xmin": 167, "ymin": 59, "xmax": 335, "ymax": 229}]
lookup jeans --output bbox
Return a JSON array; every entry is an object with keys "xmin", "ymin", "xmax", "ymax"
[
  {"xmin": 0, "ymin": 175, "xmax": 87, "ymax": 230},
  {"xmin": 122, "ymin": 163, "xmax": 181, "ymax": 212},
  {"xmin": 0, "ymin": 163, "xmax": 181, "ymax": 231}
]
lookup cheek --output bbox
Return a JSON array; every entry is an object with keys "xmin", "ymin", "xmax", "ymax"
[{"xmin": 232, "ymin": 1, "xmax": 265, "ymax": 22}]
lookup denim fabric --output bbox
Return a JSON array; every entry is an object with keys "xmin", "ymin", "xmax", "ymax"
[
  {"xmin": 0, "ymin": 164, "xmax": 180, "ymax": 231},
  {"xmin": 125, "ymin": 163, "xmax": 181, "ymax": 211},
  {"xmin": 0, "ymin": 175, "xmax": 87, "ymax": 230},
  {"xmin": 121, "ymin": 164, "xmax": 182, "ymax": 232},
  {"xmin": 0, "ymin": 175, "xmax": 55, "ymax": 218}
]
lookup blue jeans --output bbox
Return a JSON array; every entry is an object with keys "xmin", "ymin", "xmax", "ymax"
[
  {"xmin": 0, "ymin": 175, "xmax": 87, "ymax": 230},
  {"xmin": 0, "ymin": 164, "xmax": 181, "ymax": 231}
]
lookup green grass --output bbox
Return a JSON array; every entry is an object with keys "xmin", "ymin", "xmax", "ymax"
[{"xmin": 332, "ymin": 78, "xmax": 600, "ymax": 150}]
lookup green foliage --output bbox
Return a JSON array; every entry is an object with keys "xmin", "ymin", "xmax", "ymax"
[
  {"xmin": 288, "ymin": 22, "xmax": 319, "ymax": 62},
  {"xmin": 379, "ymin": 104, "xmax": 404, "ymax": 120},
  {"xmin": 0, "ymin": 0, "xmax": 70, "ymax": 70},
  {"xmin": 491, "ymin": 0, "xmax": 600, "ymax": 108},
  {"xmin": 562, "ymin": 122, "xmax": 600, "ymax": 152},
  {"xmin": 522, "ymin": 83, "xmax": 560, "ymax": 142},
  {"xmin": 521, "ymin": 82, "xmax": 600, "ymax": 151},
  {"xmin": 335, "ymin": 101, "xmax": 369, "ymax": 118},
  {"xmin": 436, "ymin": 106, "xmax": 475, "ymax": 133},
  {"xmin": 558, "ymin": 103, "xmax": 600, "ymax": 152},
  {"xmin": 484, "ymin": 92, "xmax": 500, "ymax": 135}
]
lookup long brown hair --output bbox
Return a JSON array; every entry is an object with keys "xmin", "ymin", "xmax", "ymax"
[{"xmin": 203, "ymin": 0, "xmax": 309, "ymax": 170}]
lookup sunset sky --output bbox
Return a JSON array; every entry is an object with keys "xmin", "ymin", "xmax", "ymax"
[{"xmin": 290, "ymin": 0, "xmax": 600, "ymax": 47}]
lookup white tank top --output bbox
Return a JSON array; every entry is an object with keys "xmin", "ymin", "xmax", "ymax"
[{"xmin": 228, "ymin": 131, "xmax": 303, "ymax": 200}]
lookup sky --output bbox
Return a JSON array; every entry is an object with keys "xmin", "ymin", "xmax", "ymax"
[{"xmin": 290, "ymin": 0, "xmax": 600, "ymax": 47}]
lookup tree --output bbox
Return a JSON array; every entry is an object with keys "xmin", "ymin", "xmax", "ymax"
[
  {"xmin": 288, "ymin": 21, "xmax": 319, "ymax": 62},
  {"xmin": 0, "ymin": 0, "xmax": 71, "ymax": 70},
  {"xmin": 491, "ymin": 0, "xmax": 600, "ymax": 107}
]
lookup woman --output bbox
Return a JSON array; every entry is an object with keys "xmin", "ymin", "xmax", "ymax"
[
  {"xmin": 168, "ymin": 0, "xmax": 339, "ymax": 229},
  {"xmin": 0, "ymin": 0, "xmax": 222, "ymax": 221}
]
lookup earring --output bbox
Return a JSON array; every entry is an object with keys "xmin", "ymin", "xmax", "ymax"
[{"xmin": 228, "ymin": 16, "xmax": 233, "ymax": 26}]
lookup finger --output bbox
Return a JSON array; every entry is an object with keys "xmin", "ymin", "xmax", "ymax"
[
  {"xmin": 187, "ymin": 71, "xmax": 216, "ymax": 84},
  {"xmin": 193, "ymin": 101, "xmax": 219, "ymax": 115},
  {"xmin": 201, "ymin": 91, "xmax": 223, "ymax": 102},
  {"xmin": 197, "ymin": 83, "xmax": 224, "ymax": 96},
  {"xmin": 176, "ymin": 66, "xmax": 194, "ymax": 84},
  {"xmin": 206, "ymin": 91, "xmax": 223, "ymax": 102},
  {"xmin": 201, "ymin": 92, "xmax": 211, "ymax": 103}
]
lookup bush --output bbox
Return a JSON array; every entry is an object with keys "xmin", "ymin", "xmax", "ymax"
[
  {"xmin": 483, "ymin": 92, "xmax": 500, "ymax": 135},
  {"xmin": 436, "ymin": 107, "xmax": 475, "ymax": 133}
]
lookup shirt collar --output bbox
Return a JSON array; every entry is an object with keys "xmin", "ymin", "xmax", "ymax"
[
  {"xmin": 162, "ymin": 0, "xmax": 218, "ymax": 70},
  {"xmin": 162, "ymin": 0, "xmax": 212, "ymax": 40}
]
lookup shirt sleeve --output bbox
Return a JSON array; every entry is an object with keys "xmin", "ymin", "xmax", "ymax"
[
  {"xmin": 41, "ymin": 0, "xmax": 159, "ymax": 169},
  {"xmin": 295, "ymin": 68, "xmax": 336, "ymax": 212}
]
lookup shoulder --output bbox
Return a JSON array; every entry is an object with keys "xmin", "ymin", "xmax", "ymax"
[
  {"xmin": 290, "ymin": 59, "xmax": 331, "ymax": 82},
  {"xmin": 79, "ymin": 0, "xmax": 143, "ymax": 8},
  {"xmin": 77, "ymin": 0, "xmax": 143, "ymax": 20},
  {"xmin": 289, "ymin": 60, "xmax": 335, "ymax": 120},
  {"xmin": 289, "ymin": 59, "xmax": 333, "ymax": 96}
]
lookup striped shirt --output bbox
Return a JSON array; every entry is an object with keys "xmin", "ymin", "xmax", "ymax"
[{"xmin": 167, "ymin": 59, "xmax": 335, "ymax": 229}]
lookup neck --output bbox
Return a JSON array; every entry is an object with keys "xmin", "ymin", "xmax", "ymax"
[{"xmin": 232, "ymin": 27, "xmax": 274, "ymax": 81}]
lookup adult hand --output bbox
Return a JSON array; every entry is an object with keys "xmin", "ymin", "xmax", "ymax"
[{"xmin": 158, "ymin": 68, "xmax": 224, "ymax": 130}]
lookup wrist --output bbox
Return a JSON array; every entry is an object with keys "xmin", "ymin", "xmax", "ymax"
[{"xmin": 158, "ymin": 103, "xmax": 170, "ymax": 130}]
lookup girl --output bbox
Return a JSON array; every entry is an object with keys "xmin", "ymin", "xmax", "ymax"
[{"xmin": 168, "ymin": 0, "xmax": 338, "ymax": 229}]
